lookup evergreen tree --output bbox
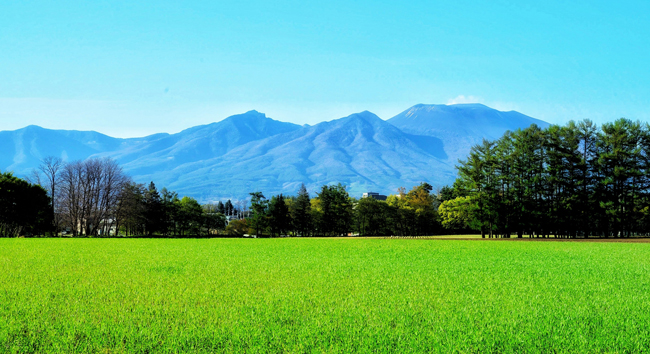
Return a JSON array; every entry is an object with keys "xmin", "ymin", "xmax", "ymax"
[
  {"xmin": 0, "ymin": 172, "xmax": 53, "ymax": 237},
  {"xmin": 249, "ymin": 192, "xmax": 269, "ymax": 237},
  {"xmin": 576, "ymin": 119, "xmax": 599, "ymax": 237},
  {"xmin": 317, "ymin": 184, "xmax": 353, "ymax": 236},
  {"xmin": 268, "ymin": 194, "xmax": 291, "ymax": 237},
  {"xmin": 160, "ymin": 188, "xmax": 180, "ymax": 236},
  {"xmin": 217, "ymin": 201, "xmax": 225, "ymax": 215},
  {"xmin": 143, "ymin": 182, "xmax": 163, "ymax": 236},
  {"xmin": 450, "ymin": 118, "xmax": 650, "ymax": 238},
  {"xmin": 291, "ymin": 183, "xmax": 312, "ymax": 236},
  {"xmin": 116, "ymin": 182, "xmax": 145, "ymax": 236},
  {"xmin": 456, "ymin": 139, "xmax": 500, "ymax": 237},
  {"xmin": 225, "ymin": 199, "xmax": 234, "ymax": 217},
  {"xmin": 597, "ymin": 119, "xmax": 645, "ymax": 237}
]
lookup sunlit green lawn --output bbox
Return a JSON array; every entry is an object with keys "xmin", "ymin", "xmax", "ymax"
[{"xmin": 1, "ymin": 238, "xmax": 649, "ymax": 353}]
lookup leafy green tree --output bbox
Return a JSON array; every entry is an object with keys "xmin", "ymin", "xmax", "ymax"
[
  {"xmin": 355, "ymin": 196, "xmax": 392, "ymax": 236},
  {"xmin": 438, "ymin": 196, "xmax": 481, "ymax": 231},
  {"xmin": 385, "ymin": 188, "xmax": 414, "ymax": 236},
  {"xmin": 309, "ymin": 197, "xmax": 324, "ymax": 236},
  {"xmin": 405, "ymin": 182, "xmax": 440, "ymax": 236},
  {"xmin": 317, "ymin": 184, "xmax": 353, "ymax": 236},
  {"xmin": 225, "ymin": 219, "xmax": 249, "ymax": 236},
  {"xmin": 437, "ymin": 185, "xmax": 458, "ymax": 204},
  {"xmin": 177, "ymin": 196, "xmax": 203, "ymax": 237},
  {"xmin": 249, "ymin": 192, "xmax": 269, "ymax": 237}
]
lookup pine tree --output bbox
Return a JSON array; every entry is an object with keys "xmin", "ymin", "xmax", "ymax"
[
  {"xmin": 225, "ymin": 200, "xmax": 234, "ymax": 217},
  {"xmin": 249, "ymin": 192, "xmax": 269, "ymax": 237},
  {"xmin": 143, "ymin": 182, "xmax": 162, "ymax": 236},
  {"xmin": 292, "ymin": 184, "xmax": 312, "ymax": 236},
  {"xmin": 217, "ymin": 201, "xmax": 225, "ymax": 215},
  {"xmin": 456, "ymin": 139, "xmax": 499, "ymax": 237},
  {"xmin": 268, "ymin": 194, "xmax": 291, "ymax": 237},
  {"xmin": 317, "ymin": 184, "xmax": 353, "ymax": 236}
]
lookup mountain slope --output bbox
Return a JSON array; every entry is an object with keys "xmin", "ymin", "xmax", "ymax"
[
  {"xmin": 100, "ymin": 110, "xmax": 302, "ymax": 176},
  {"xmin": 138, "ymin": 111, "xmax": 453, "ymax": 200}
]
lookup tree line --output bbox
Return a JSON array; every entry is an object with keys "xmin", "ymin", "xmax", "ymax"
[
  {"xmin": 0, "ymin": 157, "xmax": 256, "ymax": 237},
  {"xmin": 241, "ymin": 182, "xmax": 441, "ymax": 237},
  {"xmin": 439, "ymin": 118, "xmax": 650, "ymax": 238}
]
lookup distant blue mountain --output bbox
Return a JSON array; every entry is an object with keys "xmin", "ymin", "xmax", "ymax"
[
  {"xmin": 98, "ymin": 110, "xmax": 302, "ymax": 177},
  {"xmin": 388, "ymin": 103, "xmax": 550, "ymax": 162},
  {"xmin": 0, "ymin": 104, "xmax": 548, "ymax": 201},
  {"xmin": 143, "ymin": 111, "xmax": 454, "ymax": 200},
  {"xmin": 0, "ymin": 125, "xmax": 126, "ymax": 175}
]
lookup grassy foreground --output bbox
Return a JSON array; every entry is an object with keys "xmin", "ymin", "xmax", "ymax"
[{"xmin": 1, "ymin": 238, "xmax": 649, "ymax": 353}]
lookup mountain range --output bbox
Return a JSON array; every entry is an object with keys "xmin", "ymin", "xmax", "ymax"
[{"xmin": 0, "ymin": 104, "xmax": 549, "ymax": 201}]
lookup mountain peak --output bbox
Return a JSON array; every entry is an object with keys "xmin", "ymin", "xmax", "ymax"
[
  {"xmin": 409, "ymin": 103, "xmax": 491, "ymax": 113},
  {"xmin": 388, "ymin": 103, "xmax": 550, "ymax": 162},
  {"xmin": 225, "ymin": 110, "xmax": 268, "ymax": 121},
  {"xmin": 243, "ymin": 110, "xmax": 266, "ymax": 117},
  {"xmin": 343, "ymin": 110, "xmax": 382, "ymax": 122},
  {"xmin": 446, "ymin": 103, "xmax": 490, "ymax": 110},
  {"xmin": 216, "ymin": 110, "xmax": 275, "ymax": 128},
  {"xmin": 216, "ymin": 110, "xmax": 266, "ymax": 120}
]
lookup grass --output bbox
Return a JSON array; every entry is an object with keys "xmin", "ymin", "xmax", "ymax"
[{"xmin": 1, "ymin": 238, "xmax": 649, "ymax": 353}]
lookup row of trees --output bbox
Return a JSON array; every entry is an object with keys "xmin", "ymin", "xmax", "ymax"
[
  {"xmin": 116, "ymin": 182, "xmax": 227, "ymax": 237},
  {"xmin": 243, "ymin": 182, "xmax": 442, "ymax": 237},
  {"xmin": 2, "ymin": 155, "xmax": 451, "ymax": 238},
  {"xmin": 23, "ymin": 157, "xmax": 240, "ymax": 237},
  {"xmin": 439, "ymin": 118, "xmax": 650, "ymax": 238}
]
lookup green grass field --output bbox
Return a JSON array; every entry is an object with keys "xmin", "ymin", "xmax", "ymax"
[{"xmin": 1, "ymin": 238, "xmax": 649, "ymax": 353}]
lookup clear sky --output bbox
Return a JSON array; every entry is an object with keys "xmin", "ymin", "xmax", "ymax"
[{"xmin": 1, "ymin": 0, "xmax": 649, "ymax": 137}]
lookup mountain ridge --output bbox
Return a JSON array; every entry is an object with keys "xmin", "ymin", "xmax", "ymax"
[{"xmin": 1, "ymin": 104, "xmax": 549, "ymax": 200}]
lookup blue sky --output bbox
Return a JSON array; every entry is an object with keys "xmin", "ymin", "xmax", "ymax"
[{"xmin": 1, "ymin": 0, "xmax": 649, "ymax": 137}]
